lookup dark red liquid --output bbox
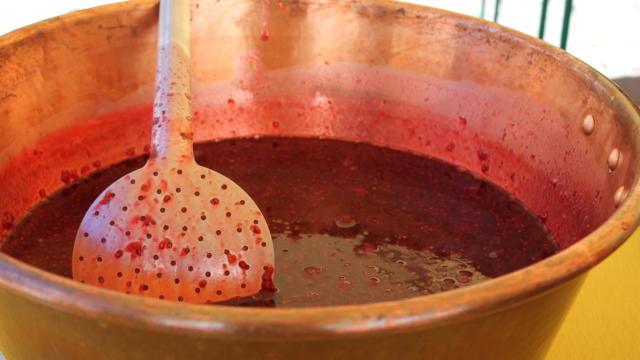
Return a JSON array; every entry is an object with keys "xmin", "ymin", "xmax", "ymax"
[{"xmin": 1, "ymin": 137, "xmax": 558, "ymax": 307}]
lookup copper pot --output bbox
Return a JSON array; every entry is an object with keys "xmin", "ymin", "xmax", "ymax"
[{"xmin": 0, "ymin": 0, "xmax": 638, "ymax": 359}]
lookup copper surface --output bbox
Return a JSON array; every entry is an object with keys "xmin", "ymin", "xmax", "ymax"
[{"xmin": 0, "ymin": 0, "xmax": 638, "ymax": 359}]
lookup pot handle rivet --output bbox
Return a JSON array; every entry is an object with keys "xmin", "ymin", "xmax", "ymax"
[
  {"xmin": 608, "ymin": 148, "xmax": 621, "ymax": 172},
  {"xmin": 582, "ymin": 114, "xmax": 594, "ymax": 135}
]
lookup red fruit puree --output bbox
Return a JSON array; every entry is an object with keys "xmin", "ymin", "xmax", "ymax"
[{"xmin": 1, "ymin": 137, "xmax": 557, "ymax": 307}]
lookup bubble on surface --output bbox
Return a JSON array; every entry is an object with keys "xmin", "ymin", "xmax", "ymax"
[{"xmin": 334, "ymin": 215, "xmax": 357, "ymax": 229}]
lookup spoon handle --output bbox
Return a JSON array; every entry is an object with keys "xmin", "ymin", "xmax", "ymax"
[{"xmin": 150, "ymin": 0, "xmax": 193, "ymax": 163}]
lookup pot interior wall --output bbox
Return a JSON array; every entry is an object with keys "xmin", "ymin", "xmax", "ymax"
[{"xmin": 0, "ymin": 0, "xmax": 636, "ymax": 253}]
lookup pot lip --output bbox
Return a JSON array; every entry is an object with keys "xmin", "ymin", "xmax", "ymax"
[{"xmin": 1, "ymin": 0, "xmax": 639, "ymax": 340}]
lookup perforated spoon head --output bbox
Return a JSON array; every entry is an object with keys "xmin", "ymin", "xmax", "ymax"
[{"xmin": 72, "ymin": 161, "xmax": 274, "ymax": 303}]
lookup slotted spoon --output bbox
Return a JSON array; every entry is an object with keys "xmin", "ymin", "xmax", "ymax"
[{"xmin": 72, "ymin": 0, "xmax": 275, "ymax": 303}]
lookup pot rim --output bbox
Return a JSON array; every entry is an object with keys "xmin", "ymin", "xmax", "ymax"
[{"xmin": 0, "ymin": 0, "xmax": 638, "ymax": 340}]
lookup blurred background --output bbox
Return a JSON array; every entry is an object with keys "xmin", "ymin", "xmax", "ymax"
[{"xmin": 1, "ymin": 0, "xmax": 639, "ymax": 102}]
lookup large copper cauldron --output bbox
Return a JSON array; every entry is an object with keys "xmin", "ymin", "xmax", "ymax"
[{"xmin": 0, "ymin": 1, "xmax": 638, "ymax": 359}]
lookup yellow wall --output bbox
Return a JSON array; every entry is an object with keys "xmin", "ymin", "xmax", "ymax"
[{"xmin": 547, "ymin": 231, "xmax": 640, "ymax": 359}]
